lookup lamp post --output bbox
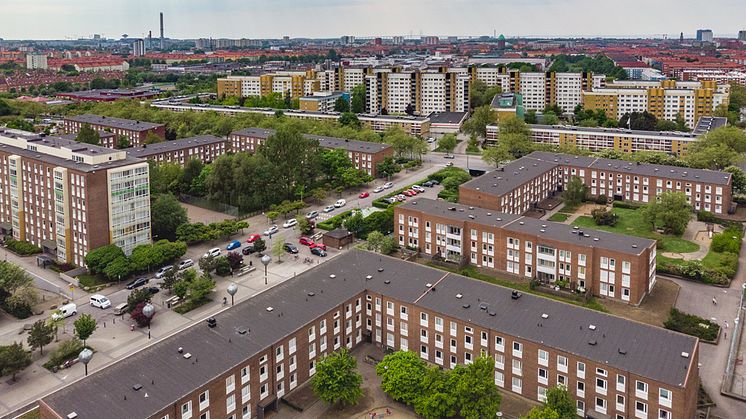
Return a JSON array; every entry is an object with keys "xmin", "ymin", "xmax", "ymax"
[
  {"xmin": 261, "ymin": 255, "xmax": 271, "ymax": 285},
  {"xmin": 227, "ymin": 283, "xmax": 238, "ymax": 306},
  {"xmin": 78, "ymin": 348, "xmax": 93, "ymax": 376},
  {"xmin": 143, "ymin": 303, "xmax": 155, "ymax": 339}
]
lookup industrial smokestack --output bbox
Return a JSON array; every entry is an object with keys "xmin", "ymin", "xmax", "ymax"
[{"xmin": 159, "ymin": 12, "xmax": 164, "ymax": 49}]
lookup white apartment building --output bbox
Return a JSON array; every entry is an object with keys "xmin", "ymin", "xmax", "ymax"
[{"xmin": 519, "ymin": 72, "xmax": 548, "ymax": 111}]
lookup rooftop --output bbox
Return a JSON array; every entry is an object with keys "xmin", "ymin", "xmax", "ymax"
[
  {"xmin": 65, "ymin": 114, "xmax": 165, "ymax": 131},
  {"xmin": 58, "ymin": 130, "xmax": 116, "ymax": 141},
  {"xmin": 230, "ymin": 129, "xmax": 392, "ymax": 154},
  {"xmin": 42, "ymin": 250, "xmax": 697, "ymax": 419},
  {"xmin": 459, "ymin": 156, "xmax": 558, "ymax": 197},
  {"xmin": 427, "ymin": 111, "xmax": 468, "ymax": 125},
  {"xmin": 126, "ymin": 135, "xmax": 227, "ymax": 158}
]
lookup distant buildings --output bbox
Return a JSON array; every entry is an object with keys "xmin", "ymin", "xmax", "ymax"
[
  {"xmin": 126, "ymin": 135, "xmax": 228, "ymax": 165},
  {"xmin": 696, "ymin": 29, "xmax": 714, "ymax": 43},
  {"xmin": 0, "ymin": 128, "xmax": 151, "ymax": 265},
  {"xmin": 490, "ymin": 93, "xmax": 525, "ymax": 122},
  {"xmin": 739, "ymin": 30, "xmax": 746, "ymax": 42},
  {"xmin": 25, "ymin": 53, "xmax": 48, "ymax": 70},
  {"xmin": 131, "ymin": 39, "xmax": 146, "ymax": 57},
  {"xmin": 299, "ymin": 91, "xmax": 349, "ymax": 113},
  {"xmin": 63, "ymin": 114, "xmax": 166, "ymax": 147},
  {"xmin": 56, "ymin": 87, "xmax": 160, "ymax": 103}
]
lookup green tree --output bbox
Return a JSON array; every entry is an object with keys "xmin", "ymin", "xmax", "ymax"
[
  {"xmin": 311, "ymin": 348, "xmax": 363, "ymax": 407},
  {"xmin": 725, "ymin": 166, "xmax": 746, "ymax": 195},
  {"xmin": 214, "ymin": 256, "xmax": 232, "ymax": 276},
  {"xmin": 523, "ymin": 406, "xmax": 561, "ymax": 419},
  {"xmin": 0, "ymin": 342, "xmax": 32, "ymax": 381},
  {"xmin": 563, "ymin": 176, "xmax": 587, "ymax": 207},
  {"xmin": 641, "ymin": 191, "xmax": 691, "ymax": 235},
  {"xmin": 149, "ymin": 162, "xmax": 183, "ymax": 195},
  {"xmin": 351, "ymin": 84, "xmax": 366, "ymax": 113},
  {"xmin": 542, "ymin": 111, "xmax": 560, "ymax": 125},
  {"xmin": 546, "ymin": 385, "xmax": 575, "ymax": 419},
  {"xmin": 179, "ymin": 158, "xmax": 204, "ymax": 194},
  {"xmin": 27, "ymin": 320, "xmax": 54, "ymax": 355},
  {"xmin": 258, "ymin": 126, "xmax": 320, "ymax": 200},
  {"xmin": 481, "ymin": 145, "xmax": 511, "ymax": 168},
  {"xmin": 333, "ymin": 96, "xmax": 350, "ymax": 113},
  {"xmin": 376, "ymin": 156, "xmax": 401, "ymax": 179},
  {"xmin": 470, "ymin": 79, "xmax": 502, "ymax": 108},
  {"xmin": 188, "ymin": 274, "xmax": 215, "ymax": 301},
  {"xmin": 296, "ymin": 216, "xmax": 313, "ymax": 235},
  {"xmin": 311, "ymin": 187, "xmax": 327, "ymax": 203},
  {"xmin": 84, "ymin": 244, "xmax": 125, "ymax": 275},
  {"xmin": 380, "ymin": 236, "xmax": 397, "ymax": 255},
  {"xmin": 151, "ymin": 194, "xmax": 189, "ymax": 241},
  {"xmin": 144, "ymin": 132, "xmax": 164, "ymax": 145},
  {"xmin": 365, "ymin": 231, "xmax": 386, "ymax": 252},
  {"xmin": 685, "ymin": 143, "xmax": 740, "ymax": 170},
  {"xmin": 272, "ymin": 234, "xmax": 286, "ymax": 262},
  {"xmin": 103, "ymin": 256, "xmax": 131, "ymax": 281},
  {"xmin": 437, "ymin": 133, "xmax": 458, "ymax": 155},
  {"xmin": 463, "ymin": 105, "xmax": 497, "ymax": 139},
  {"xmin": 172, "ymin": 280, "xmax": 189, "ymax": 299},
  {"xmin": 344, "ymin": 211, "xmax": 365, "ymax": 236},
  {"xmin": 253, "ymin": 237, "xmax": 267, "ymax": 254},
  {"xmin": 73, "ymin": 314, "xmax": 97, "ymax": 347},
  {"xmin": 524, "ymin": 110, "xmax": 538, "ymax": 124},
  {"xmin": 656, "ymin": 119, "xmax": 678, "ymax": 131},
  {"xmin": 452, "ymin": 356, "xmax": 501, "ymax": 419},
  {"xmin": 376, "ymin": 351, "xmax": 427, "ymax": 405},
  {"xmin": 414, "ymin": 366, "xmax": 459, "ymax": 419},
  {"xmin": 75, "ymin": 124, "xmax": 101, "ymax": 145},
  {"xmin": 161, "ymin": 266, "xmax": 180, "ymax": 290},
  {"xmin": 339, "ymin": 112, "xmax": 361, "ymax": 128}
]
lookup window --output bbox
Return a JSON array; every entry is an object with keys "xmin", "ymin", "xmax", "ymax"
[
  {"xmin": 597, "ymin": 368, "xmax": 608, "ymax": 377},
  {"xmin": 495, "ymin": 336, "xmax": 504, "ymax": 352},
  {"xmin": 636, "ymin": 380, "xmax": 648, "ymax": 400},
  {"xmin": 512, "ymin": 341, "xmax": 522, "ymax": 357},
  {"xmin": 577, "ymin": 362, "xmax": 586, "ymax": 379},
  {"xmin": 538, "ymin": 368, "xmax": 549, "ymax": 385},
  {"xmin": 242, "ymin": 405, "xmax": 251, "ymax": 419},
  {"xmin": 226, "ymin": 375, "xmax": 235, "ymax": 393},
  {"xmin": 635, "ymin": 401, "xmax": 648, "ymax": 419},
  {"xmin": 659, "ymin": 388, "xmax": 672, "ymax": 408},
  {"xmin": 557, "ymin": 355, "xmax": 568, "ymax": 373},
  {"xmin": 658, "ymin": 409, "xmax": 671, "ymax": 419},
  {"xmin": 511, "ymin": 376, "xmax": 522, "ymax": 393},
  {"xmin": 198, "ymin": 390, "xmax": 209, "ymax": 410},
  {"xmin": 241, "ymin": 367, "xmax": 250, "ymax": 384},
  {"xmin": 616, "ymin": 394, "xmax": 625, "ymax": 411},
  {"xmin": 512, "ymin": 359, "xmax": 522, "ymax": 376},
  {"xmin": 596, "ymin": 378, "xmax": 608, "ymax": 395},
  {"xmin": 616, "ymin": 374, "xmax": 626, "ymax": 391},
  {"xmin": 538, "ymin": 386, "xmax": 548, "ymax": 402},
  {"xmin": 577, "ymin": 381, "xmax": 585, "ymax": 396},
  {"xmin": 596, "ymin": 397, "xmax": 607, "ymax": 414},
  {"xmin": 242, "ymin": 384, "xmax": 250, "ymax": 401},
  {"xmin": 226, "ymin": 394, "xmax": 236, "ymax": 414},
  {"xmin": 538, "ymin": 349, "xmax": 549, "ymax": 366},
  {"xmin": 181, "ymin": 401, "xmax": 193, "ymax": 419},
  {"xmin": 199, "ymin": 413, "xmax": 208, "ymax": 419}
]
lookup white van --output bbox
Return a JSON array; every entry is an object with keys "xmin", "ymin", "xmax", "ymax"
[
  {"xmin": 89, "ymin": 294, "xmax": 111, "ymax": 309},
  {"xmin": 204, "ymin": 248, "xmax": 221, "ymax": 258},
  {"xmin": 52, "ymin": 303, "xmax": 77, "ymax": 320}
]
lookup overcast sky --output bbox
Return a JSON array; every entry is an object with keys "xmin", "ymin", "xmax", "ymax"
[{"xmin": 2, "ymin": 0, "xmax": 745, "ymax": 40}]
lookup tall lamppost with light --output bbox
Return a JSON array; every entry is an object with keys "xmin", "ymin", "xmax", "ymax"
[
  {"xmin": 261, "ymin": 255, "xmax": 271, "ymax": 285},
  {"xmin": 143, "ymin": 303, "xmax": 155, "ymax": 339},
  {"xmin": 227, "ymin": 283, "xmax": 238, "ymax": 306},
  {"xmin": 78, "ymin": 348, "xmax": 93, "ymax": 376}
]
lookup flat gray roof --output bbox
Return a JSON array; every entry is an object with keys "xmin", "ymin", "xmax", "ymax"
[
  {"xmin": 66, "ymin": 114, "xmax": 165, "ymax": 131},
  {"xmin": 527, "ymin": 124, "xmax": 699, "ymax": 139},
  {"xmin": 692, "ymin": 116, "xmax": 728, "ymax": 136},
  {"xmin": 126, "ymin": 135, "xmax": 227, "ymax": 158},
  {"xmin": 460, "ymin": 157, "xmax": 558, "ymax": 196},
  {"xmin": 428, "ymin": 112, "xmax": 468, "ymax": 125},
  {"xmin": 58, "ymin": 130, "xmax": 116, "ymax": 141},
  {"xmin": 400, "ymin": 198, "xmax": 654, "ymax": 255},
  {"xmin": 528, "ymin": 151, "xmax": 731, "ymax": 186},
  {"xmin": 230, "ymin": 129, "xmax": 391, "ymax": 154},
  {"xmin": 230, "ymin": 127, "xmax": 275, "ymax": 139}
]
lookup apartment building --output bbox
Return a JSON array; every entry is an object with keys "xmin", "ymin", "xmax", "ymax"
[
  {"xmin": 582, "ymin": 80, "xmax": 730, "ymax": 128},
  {"xmin": 127, "ymin": 135, "xmax": 229, "ymax": 165},
  {"xmin": 229, "ymin": 129, "xmax": 393, "ymax": 176},
  {"xmin": 40, "ymin": 251, "xmax": 698, "ymax": 419},
  {"xmin": 396, "ymin": 199, "xmax": 656, "ymax": 304},
  {"xmin": 459, "ymin": 157, "xmax": 562, "ymax": 214},
  {"xmin": 0, "ymin": 129, "xmax": 150, "ymax": 266},
  {"xmin": 364, "ymin": 67, "xmax": 470, "ymax": 115},
  {"xmin": 59, "ymin": 130, "xmax": 118, "ymax": 149},
  {"xmin": 518, "ymin": 72, "xmax": 604, "ymax": 112},
  {"xmin": 217, "ymin": 70, "xmax": 319, "ymax": 99},
  {"xmin": 531, "ymin": 151, "xmax": 733, "ymax": 214},
  {"xmin": 298, "ymin": 91, "xmax": 348, "ymax": 112},
  {"xmin": 63, "ymin": 114, "xmax": 166, "ymax": 147}
]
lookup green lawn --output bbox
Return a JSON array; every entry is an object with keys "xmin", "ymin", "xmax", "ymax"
[
  {"xmin": 572, "ymin": 208, "xmax": 699, "ymax": 253},
  {"xmin": 548, "ymin": 213, "xmax": 569, "ymax": 222},
  {"xmin": 77, "ymin": 273, "xmax": 111, "ymax": 289}
]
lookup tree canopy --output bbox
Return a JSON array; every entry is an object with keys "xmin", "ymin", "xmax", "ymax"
[
  {"xmin": 311, "ymin": 348, "xmax": 363, "ymax": 407},
  {"xmin": 641, "ymin": 191, "xmax": 692, "ymax": 235},
  {"xmin": 151, "ymin": 194, "xmax": 189, "ymax": 241},
  {"xmin": 76, "ymin": 124, "xmax": 100, "ymax": 145}
]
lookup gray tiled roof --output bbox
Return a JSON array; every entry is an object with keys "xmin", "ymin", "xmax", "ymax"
[
  {"xmin": 428, "ymin": 111, "xmax": 468, "ymax": 125},
  {"xmin": 460, "ymin": 156, "xmax": 558, "ymax": 196},
  {"xmin": 66, "ymin": 114, "xmax": 164, "ymax": 131},
  {"xmin": 126, "ymin": 135, "xmax": 227, "ymax": 158},
  {"xmin": 42, "ymin": 250, "xmax": 696, "ymax": 419},
  {"xmin": 527, "ymin": 151, "xmax": 732, "ymax": 186},
  {"xmin": 230, "ymin": 128, "xmax": 391, "ymax": 154}
]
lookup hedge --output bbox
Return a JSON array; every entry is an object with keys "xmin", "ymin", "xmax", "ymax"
[
  {"xmin": 44, "ymin": 338, "xmax": 86, "ymax": 371},
  {"xmin": 664, "ymin": 308, "xmax": 720, "ymax": 341},
  {"xmin": 4, "ymin": 238, "xmax": 42, "ymax": 256},
  {"xmin": 611, "ymin": 200, "xmax": 643, "ymax": 210},
  {"xmin": 317, "ymin": 210, "xmax": 354, "ymax": 231}
]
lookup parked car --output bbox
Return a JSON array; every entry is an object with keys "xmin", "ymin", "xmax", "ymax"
[
  {"xmin": 412, "ymin": 185, "xmax": 425, "ymax": 192},
  {"xmin": 373, "ymin": 186, "xmax": 384, "ymax": 193},
  {"xmin": 299, "ymin": 236, "xmax": 315, "ymax": 246},
  {"xmin": 383, "ymin": 182, "xmax": 394, "ymax": 189},
  {"xmin": 283, "ymin": 243, "xmax": 299, "ymax": 254},
  {"xmin": 204, "ymin": 247, "xmax": 221, "ymax": 258},
  {"xmin": 396, "ymin": 194, "xmax": 407, "ymax": 201},
  {"xmin": 242, "ymin": 245, "xmax": 256, "ymax": 255},
  {"xmin": 444, "ymin": 154, "xmax": 455, "ymax": 159},
  {"xmin": 52, "ymin": 303, "xmax": 77, "ymax": 320},
  {"xmin": 282, "ymin": 219, "xmax": 298, "ymax": 228},
  {"xmin": 113, "ymin": 303, "xmax": 128, "ymax": 316},
  {"xmin": 427, "ymin": 137, "xmax": 436, "ymax": 143},
  {"xmin": 89, "ymin": 294, "xmax": 111, "ymax": 309},
  {"xmin": 246, "ymin": 234, "xmax": 261, "ymax": 243},
  {"xmin": 445, "ymin": 162, "xmax": 454, "ymax": 167},
  {"xmin": 429, "ymin": 179, "xmax": 440, "ymax": 185},
  {"xmin": 323, "ymin": 204, "xmax": 335, "ymax": 213},
  {"xmin": 154, "ymin": 265, "xmax": 174, "ymax": 279},
  {"xmin": 226, "ymin": 240, "xmax": 242, "ymax": 250},
  {"xmin": 263, "ymin": 225, "xmax": 279, "ymax": 236},
  {"xmin": 335, "ymin": 199, "xmax": 347, "ymax": 208},
  {"xmin": 147, "ymin": 287, "xmax": 160, "ymax": 295},
  {"xmin": 423, "ymin": 180, "xmax": 434, "ymax": 187},
  {"xmin": 358, "ymin": 192, "xmax": 370, "ymax": 199},
  {"xmin": 126, "ymin": 277, "xmax": 149, "ymax": 290},
  {"xmin": 305, "ymin": 211, "xmax": 319, "ymax": 220},
  {"xmin": 177, "ymin": 259, "xmax": 194, "ymax": 270},
  {"xmin": 310, "ymin": 242, "xmax": 327, "ymax": 251},
  {"xmin": 403, "ymin": 190, "xmax": 414, "ymax": 197},
  {"xmin": 386, "ymin": 197, "xmax": 398, "ymax": 204},
  {"xmin": 311, "ymin": 247, "xmax": 327, "ymax": 257}
]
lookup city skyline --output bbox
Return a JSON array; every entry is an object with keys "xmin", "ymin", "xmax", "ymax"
[{"xmin": 2, "ymin": 0, "xmax": 745, "ymax": 40}]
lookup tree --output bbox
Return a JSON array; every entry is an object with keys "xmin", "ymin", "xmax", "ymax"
[
  {"xmin": 0, "ymin": 261, "xmax": 37, "ymax": 318},
  {"xmin": 227, "ymin": 251, "xmax": 243, "ymax": 270},
  {"xmin": 725, "ymin": 166, "xmax": 746, "ymax": 195},
  {"xmin": 258, "ymin": 126, "xmax": 320, "ymax": 200},
  {"xmin": 685, "ymin": 143, "xmax": 740, "ymax": 170},
  {"xmin": 656, "ymin": 119, "xmax": 678, "ymax": 131},
  {"xmin": 376, "ymin": 351, "xmax": 427, "ymax": 405},
  {"xmin": 214, "ymin": 256, "xmax": 232, "ymax": 276},
  {"xmin": 524, "ymin": 110, "xmax": 538, "ymax": 124},
  {"xmin": 73, "ymin": 314, "xmax": 97, "ymax": 347},
  {"xmin": 148, "ymin": 162, "xmax": 183, "ymax": 195},
  {"xmin": 103, "ymin": 256, "xmax": 132, "ymax": 281},
  {"xmin": 463, "ymin": 105, "xmax": 497, "ymax": 139},
  {"xmin": 272, "ymin": 234, "xmax": 286, "ymax": 262},
  {"xmin": 126, "ymin": 288, "xmax": 152, "ymax": 314},
  {"xmin": 641, "ymin": 192, "xmax": 691, "ymax": 235},
  {"xmin": 437, "ymin": 134, "xmax": 458, "ymax": 155},
  {"xmin": 414, "ymin": 366, "xmax": 459, "ymax": 419},
  {"xmin": 172, "ymin": 280, "xmax": 189, "ymax": 299},
  {"xmin": 522, "ymin": 406, "xmax": 561, "ymax": 419},
  {"xmin": 161, "ymin": 265, "xmax": 180, "ymax": 290},
  {"xmin": 151, "ymin": 194, "xmax": 188, "ymax": 242},
  {"xmin": 253, "ymin": 237, "xmax": 267, "ymax": 254},
  {"xmin": 179, "ymin": 158, "xmax": 204, "ymax": 194},
  {"xmin": 339, "ymin": 112, "xmax": 361, "ymax": 128},
  {"xmin": 130, "ymin": 301, "xmax": 154, "ymax": 327},
  {"xmin": 344, "ymin": 212, "xmax": 365, "ymax": 236},
  {"xmin": 188, "ymin": 274, "xmax": 216, "ymax": 301},
  {"xmin": 296, "ymin": 216, "xmax": 313, "ymax": 235},
  {"xmin": 75, "ymin": 124, "xmax": 101, "ymax": 145},
  {"xmin": 366, "ymin": 231, "xmax": 386, "ymax": 253},
  {"xmin": 545, "ymin": 385, "xmax": 575, "ymax": 419},
  {"xmin": 311, "ymin": 187, "xmax": 327, "ymax": 203},
  {"xmin": 27, "ymin": 320, "xmax": 54, "ymax": 355},
  {"xmin": 481, "ymin": 146, "xmax": 511, "ymax": 168},
  {"xmin": 144, "ymin": 132, "xmax": 164, "ymax": 145},
  {"xmin": 84, "ymin": 244, "xmax": 125, "ymax": 275},
  {"xmin": 380, "ymin": 236, "xmax": 397, "ymax": 255},
  {"xmin": 311, "ymin": 348, "xmax": 363, "ymax": 407},
  {"xmin": 563, "ymin": 176, "xmax": 587, "ymax": 207},
  {"xmin": 376, "ymin": 156, "xmax": 401, "ymax": 179},
  {"xmin": 619, "ymin": 111, "xmax": 657, "ymax": 131},
  {"xmin": 452, "ymin": 356, "xmax": 501, "ymax": 419},
  {"xmin": 351, "ymin": 84, "xmax": 366, "ymax": 113},
  {"xmin": 542, "ymin": 111, "xmax": 560, "ymax": 125},
  {"xmin": 470, "ymin": 79, "xmax": 502, "ymax": 108},
  {"xmin": 0, "ymin": 342, "xmax": 32, "ymax": 381},
  {"xmin": 333, "ymin": 96, "xmax": 350, "ymax": 113}
]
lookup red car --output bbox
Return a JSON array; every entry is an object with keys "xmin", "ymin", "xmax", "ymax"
[
  {"xmin": 311, "ymin": 242, "xmax": 327, "ymax": 251},
  {"xmin": 246, "ymin": 234, "xmax": 261, "ymax": 243},
  {"xmin": 299, "ymin": 236, "xmax": 315, "ymax": 246},
  {"xmin": 403, "ymin": 190, "xmax": 414, "ymax": 197},
  {"xmin": 359, "ymin": 192, "xmax": 370, "ymax": 199}
]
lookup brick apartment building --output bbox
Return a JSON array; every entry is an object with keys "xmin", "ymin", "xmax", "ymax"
[
  {"xmin": 0, "ymin": 128, "xmax": 151, "ymax": 266},
  {"xmin": 63, "ymin": 114, "xmax": 167, "ymax": 148},
  {"xmin": 395, "ymin": 199, "xmax": 656, "ymax": 305},
  {"xmin": 461, "ymin": 151, "xmax": 733, "ymax": 215},
  {"xmin": 59, "ymin": 130, "xmax": 118, "ymax": 149},
  {"xmin": 127, "ymin": 135, "xmax": 229, "ymax": 165},
  {"xmin": 229, "ymin": 128, "xmax": 394, "ymax": 176},
  {"xmin": 40, "ymin": 251, "xmax": 698, "ymax": 419}
]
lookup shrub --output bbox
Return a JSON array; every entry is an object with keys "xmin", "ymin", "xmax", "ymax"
[
  {"xmin": 696, "ymin": 211, "xmax": 717, "ymax": 223},
  {"xmin": 591, "ymin": 208, "xmax": 618, "ymax": 226},
  {"xmin": 594, "ymin": 194, "xmax": 608, "ymax": 205},
  {"xmin": 612, "ymin": 200, "xmax": 643, "ymax": 210},
  {"xmin": 173, "ymin": 297, "xmax": 211, "ymax": 314},
  {"xmin": 317, "ymin": 210, "xmax": 354, "ymax": 231},
  {"xmin": 664, "ymin": 308, "xmax": 720, "ymax": 341},
  {"xmin": 710, "ymin": 227, "xmax": 743, "ymax": 254},
  {"xmin": 4, "ymin": 238, "xmax": 42, "ymax": 256},
  {"xmin": 43, "ymin": 338, "xmax": 84, "ymax": 371}
]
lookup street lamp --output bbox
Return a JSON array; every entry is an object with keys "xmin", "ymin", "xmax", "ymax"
[
  {"xmin": 261, "ymin": 255, "xmax": 271, "ymax": 285},
  {"xmin": 78, "ymin": 348, "xmax": 93, "ymax": 376},
  {"xmin": 143, "ymin": 303, "xmax": 155, "ymax": 339},
  {"xmin": 227, "ymin": 283, "xmax": 238, "ymax": 306}
]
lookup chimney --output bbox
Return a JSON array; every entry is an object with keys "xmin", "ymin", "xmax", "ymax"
[{"xmin": 159, "ymin": 12, "xmax": 164, "ymax": 49}]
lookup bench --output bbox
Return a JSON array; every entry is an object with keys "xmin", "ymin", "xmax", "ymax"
[{"xmin": 236, "ymin": 266, "xmax": 256, "ymax": 277}]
